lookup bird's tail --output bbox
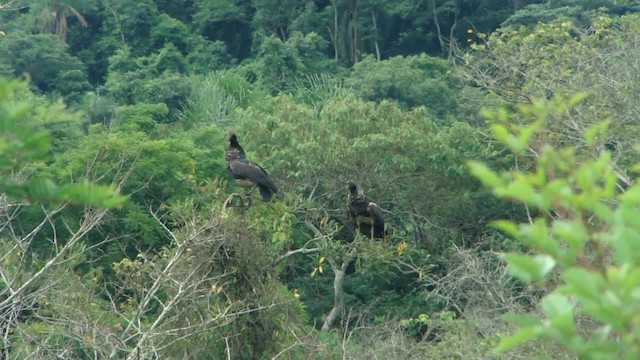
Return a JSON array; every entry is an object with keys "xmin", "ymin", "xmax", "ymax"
[
  {"xmin": 358, "ymin": 223, "xmax": 385, "ymax": 240},
  {"xmin": 258, "ymin": 185, "xmax": 274, "ymax": 202},
  {"xmin": 373, "ymin": 223, "xmax": 386, "ymax": 239}
]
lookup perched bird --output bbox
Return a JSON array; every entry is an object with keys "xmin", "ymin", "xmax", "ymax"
[
  {"xmin": 347, "ymin": 181, "xmax": 385, "ymax": 240},
  {"xmin": 225, "ymin": 134, "xmax": 278, "ymax": 202}
]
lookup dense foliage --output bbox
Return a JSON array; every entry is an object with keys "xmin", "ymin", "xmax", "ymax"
[{"xmin": 1, "ymin": 0, "xmax": 639, "ymax": 358}]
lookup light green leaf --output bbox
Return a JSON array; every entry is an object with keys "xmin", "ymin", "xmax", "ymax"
[
  {"xmin": 541, "ymin": 293, "xmax": 573, "ymax": 318},
  {"xmin": 523, "ymin": 218, "xmax": 561, "ymax": 256},
  {"xmin": 622, "ymin": 267, "xmax": 640, "ymax": 296},
  {"xmin": 562, "ymin": 267, "xmax": 602, "ymax": 301},
  {"xmin": 491, "ymin": 220, "xmax": 520, "ymax": 238},
  {"xmin": 566, "ymin": 92, "xmax": 589, "ymax": 107},
  {"xmin": 496, "ymin": 181, "xmax": 545, "ymax": 209},
  {"xmin": 584, "ymin": 119, "xmax": 611, "ymax": 146},
  {"xmin": 490, "ymin": 124, "xmax": 522, "ymax": 153},
  {"xmin": 552, "ymin": 220, "xmax": 588, "ymax": 254},
  {"xmin": 467, "ymin": 161, "xmax": 505, "ymax": 188},
  {"xmin": 505, "ymin": 254, "xmax": 556, "ymax": 283},
  {"xmin": 502, "ymin": 313, "xmax": 542, "ymax": 328},
  {"xmin": 620, "ymin": 186, "xmax": 640, "ymax": 206},
  {"xmin": 494, "ymin": 327, "xmax": 539, "ymax": 353}
]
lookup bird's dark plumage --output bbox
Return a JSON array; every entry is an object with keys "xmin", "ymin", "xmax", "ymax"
[
  {"xmin": 347, "ymin": 181, "xmax": 385, "ymax": 239},
  {"xmin": 225, "ymin": 134, "xmax": 278, "ymax": 201}
]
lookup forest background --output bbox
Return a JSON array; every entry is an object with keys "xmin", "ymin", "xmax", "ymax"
[{"xmin": 1, "ymin": 0, "xmax": 640, "ymax": 358}]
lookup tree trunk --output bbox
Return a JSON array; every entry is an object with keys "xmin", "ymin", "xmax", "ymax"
[
  {"xmin": 330, "ymin": 0, "xmax": 339, "ymax": 62},
  {"xmin": 447, "ymin": 5, "xmax": 460, "ymax": 61},
  {"xmin": 348, "ymin": 0, "xmax": 359, "ymax": 63},
  {"xmin": 277, "ymin": 24, "xmax": 287, "ymax": 41},
  {"xmin": 321, "ymin": 259, "xmax": 350, "ymax": 331},
  {"xmin": 371, "ymin": 10, "xmax": 381, "ymax": 61},
  {"xmin": 430, "ymin": 0, "xmax": 445, "ymax": 53}
]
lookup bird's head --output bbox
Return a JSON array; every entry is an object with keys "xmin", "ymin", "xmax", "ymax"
[
  {"xmin": 226, "ymin": 133, "xmax": 245, "ymax": 160},
  {"xmin": 347, "ymin": 181, "xmax": 358, "ymax": 195},
  {"xmin": 229, "ymin": 133, "xmax": 241, "ymax": 148}
]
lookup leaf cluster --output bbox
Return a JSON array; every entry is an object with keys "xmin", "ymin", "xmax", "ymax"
[{"xmin": 471, "ymin": 94, "xmax": 640, "ymax": 358}]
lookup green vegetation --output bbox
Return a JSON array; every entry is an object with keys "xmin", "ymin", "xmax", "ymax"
[{"xmin": 1, "ymin": 1, "xmax": 638, "ymax": 359}]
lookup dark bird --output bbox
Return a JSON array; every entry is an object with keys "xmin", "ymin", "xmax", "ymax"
[
  {"xmin": 225, "ymin": 134, "xmax": 278, "ymax": 202},
  {"xmin": 347, "ymin": 181, "xmax": 385, "ymax": 240}
]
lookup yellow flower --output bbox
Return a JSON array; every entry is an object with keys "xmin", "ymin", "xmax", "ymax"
[
  {"xmin": 211, "ymin": 284, "xmax": 224, "ymax": 294},
  {"xmin": 397, "ymin": 242, "xmax": 407, "ymax": 256}
]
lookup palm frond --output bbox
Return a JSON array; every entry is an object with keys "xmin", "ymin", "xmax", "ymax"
[
  {"xmin": 177, "ymin": 72, "xmax": 242, "ymax": 129},
  {"xmin": 289, "ymin": 73, "xmax": 351, "ymax": 108}
]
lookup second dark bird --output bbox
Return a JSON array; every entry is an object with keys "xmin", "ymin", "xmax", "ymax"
[
  {"xmin": 347, "ymin": 181, "xmax": 385, "ymax": 240},
  {"xmin": 225, "ymin": 134, "xmax": 278, "ymax": 202}
]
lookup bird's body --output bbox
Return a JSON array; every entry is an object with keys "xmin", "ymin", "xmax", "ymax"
[
  {"xmin": 347, "ymin": 182, "xmax": 385, "ymax": 239},
  {"xmin": 225, "ymin": 134, "xmax": 278, "ymax": 202}
]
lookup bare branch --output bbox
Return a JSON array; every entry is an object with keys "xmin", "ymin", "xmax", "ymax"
[
  {"xmin": 274, "ymin": 237, "xmax": 322, "ymax": 264},
  {"xmin": 0, "ymin": 0, "xmax": 27, "ymax": 11},
  {"xmin": 0, "ymin": 206, "xmax": 107, "ymax": 310}
]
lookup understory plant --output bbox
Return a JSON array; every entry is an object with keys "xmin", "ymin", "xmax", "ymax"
[{"xmin": 469, "ymin": 93, "xmax": 640, "ymax": 359}]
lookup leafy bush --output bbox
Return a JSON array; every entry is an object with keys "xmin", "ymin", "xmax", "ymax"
[
  {"xmin": 470, "ymin": 94, "xmax": 640, "ymax": 358},
  {"xmin": 0, "ymin": 32, "xmax": 91, "ymax": 104},
  {"xmin": 0, "ymin": 77, "xmax": 124, "ymax": 206},
  {"xmin": 347, "ymin": 54, "xmax": 463, "ymax": 119}
]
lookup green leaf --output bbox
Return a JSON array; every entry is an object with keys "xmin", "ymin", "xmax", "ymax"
[
  {"xmin": 494, "ymin": 327, "xmax": 539, "ymax": 353},
  {"xmin": 620, "ymin": 186, "xmax": 640, "ymax": 206},
  {"xmin": 552, "ymin": 219, "xmax": 588, "ymax": 254},
  {"xmin": 522, "ymin": 218, "xmax": 561, "ymax": 256},
  {"xmin": 491, "ymin": 220, "xmax": 520, "ymax": 238},
  {"xmin": 490, "ymin": 123, "xmax": 524, "ymax": 153},
  {"xmin": 496, "ymin": 181, "xmax": 546, "ymax": 209},
  {"xmin": 517, "ymin": 122, "xmax": 541, "ymax": 151},
  {"xmin": 609, "ymin": 208, "xmax": 640, "ymax": 264},
  {"xmin": 542, "ymin": 293, "xmax": 573, "ymax": 318},
  {"xmin": 505, "ymin": 253, "xmax": 556, "ymax": 283},
  {"xmin": 622, "ymin": 267, "xmax": 640, "ymax": 296},
  {"xmin": 541, "ymin": 294, "xmax": 576, "ymax": 337},
  {"xmin": 467, "ymin": 161, "xmax": 505, "ymax": 188},
  {"xmin": 502, "ymin": 313, "xmax": 542, "ymax": 328},
  {"xmin": 562, "ymin": 267, "xmax": 602, "ymax": 301},
  {"xmin": 566, "ymin": 92, "xmax": 589, "ymax": 107},
  {"xmin": 584, "ymin": 120, "xmax": 611, "ymax": 146},
  {"xmin": 542, "ymin": 179, "xmax": 571, "ymax": 206}
]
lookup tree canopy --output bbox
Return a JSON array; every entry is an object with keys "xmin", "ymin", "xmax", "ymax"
[{"xmin": 0, "ymin": 1, "xmax": 639, "ymax": 359}]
